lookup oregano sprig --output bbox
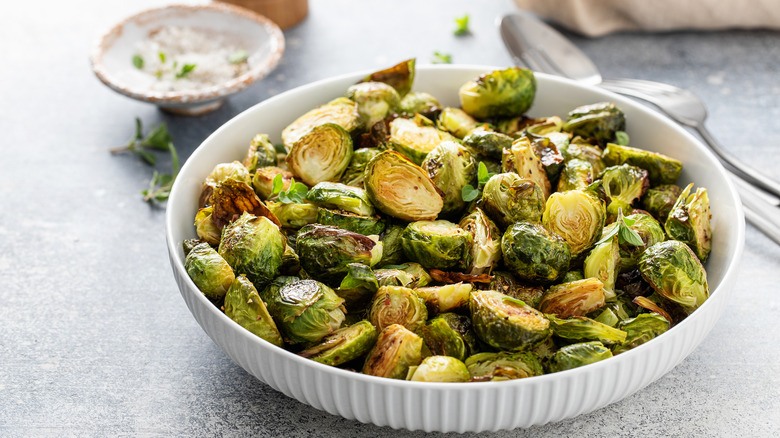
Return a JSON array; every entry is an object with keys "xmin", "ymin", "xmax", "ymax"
[
  {"xmin": 596, "ymin": 208, "xmax": 644, "ymax": 246},
  {"xmin": 461, "ymin": 161, "xmax": 495, "ymax": 202},
  {"xmin": 272, "ymin": 173, "xmax": 309, "ymax": 204}
]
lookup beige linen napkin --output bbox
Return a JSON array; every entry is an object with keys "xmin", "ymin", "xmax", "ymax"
[{"xmin": 514, "ymin": 0, "xmax": 780, "ymax": 36}]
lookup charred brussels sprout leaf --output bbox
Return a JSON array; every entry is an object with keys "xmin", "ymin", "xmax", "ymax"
[
  {"xmin": 642, "ymin": 184, "xmax": 683, "ymax": 223},
  {"xmin": 286, "ymin": 123, "xmax": 353, "ymax": 187},
  {"xmin": 437, "ymin": 107, "xmax": 480, "ymax": 139},
  {"xmin": 243, "ymin": 134, "xmax": 277, "ymax": 172},
  {"xmin": 465, "ymin": 351, "xmax": 544, "ymax": 381},
  {"xmin": 185, "ymin": 242, "xmax": 236, "ymax": 301},
  {"xmin": 401, "ymin": 220, "xmax": 473, "ymax": 271},
  {"xmin": 602, "ymin": 143, "xmax": 683, "ymax": 185},
  {"xmin": 664, "ymin": 183, "xmax": 712, "ymax": 262},
  {"xmin": 601, "ymin": 164, "xmax": 650, "ymax": 217},
  {"xmin": 502, "ymin": 137, "xmax": 552, "ymax": 199},
  {"xmin": 421, "ymin": 141, "xmax": 477, "ymax": 216},
  {"xmin": 386, "ymin": 115, "xmax": 457, "ymax": 165},
  {"xmin": 470, "ymin": 289, "xmax": 551, "ymax": 351},
  {"xmin": 224, "ymin": 275, "xmax": 283, "ymax": 347},
  {"xmin": 281, "ymin": 97, "xmax": 362, "ymax": 151},
  {"xmin": 199, "ymin": 161, "xmax": 252, "ymax": 207},
  {"xmin": 563, "ymin": 102, "xmax": 626, "ymax": 143},
  {"xmin": 368, "ymin": 285, "xmax": 428, "ymax": 333},
  {"xmin": 345, "ymin": 81, "xmax": 400, "ymax": 128},
  {"xmin": 546, "ymin": 314, "xmax": 627, "ymax": 345},
  {"xmin": 296, "ymin": 224, "xmax": 383, "ymax": 284},
  {"xmin": 408, "ymin": 356, "xmax": 470, "ymax": 382},
  {"xmin": 539, "ymin": 278, "xmax": 607, "ymax": 318},
  {"xmin": 501, "ymin": 222, "xmax": 571, "ymax": 284},
  {"xmin": 267, "ymin": 279, "xmax": 346, "ymax": 344},
  {"xmin": 638, "ymin": 240, "xmax": 709, "ymax": 313},
  {"xmin": 422, "ymin": 313, "xmax": 478, "ymax": 361},
  {"xmin": 305, "ymin": 182, "xmax": 375, "ymax": 216},
  {"xmin": 218, "ymin": 212, "xmax": 285, "ymax": 288},
  {"xmin": 459, "ymin": 67, "xmax": 536, "ymax": 119},
  {"xmin": 462, "ymin": 127, "xmax": 514, "ymax": 160},
  {"xmin": 542, "ymin": 189, "xmax": 605, "ymax": 257},
  {"xmin": 415, "ymin": 282, "xmax": 473, "ymax": 314},
  {"xmin": 298, "ymin": 320, "xmax": 378, "ymax": 366},
  {"xmin": 612, "ymin": 313, "xmax": 670, "ymax": 354},
  {"xmin": 548, "ymin": 341, "xmax": 613, "ymax": 373},
  {"xmin": 398, "ymin": 91, "xmax": 441, "ymax": 118},
  {"xmin": 363, "ymin": 151, "xmax": 443, "ymax": 221},
  {"xmin": 459, "ymin": 208, "xmax": 502, "ymax": 275},
  {"xmin": 360, "ymin": 58, "xmax": 415, "ymax": 98},
  {"xmin": 481, "ymin": 173, "xmax": 545, "ymax": 229},
  {"xmin": 362, "ymin": 324, "xmax": 423, "ymax": 379},
  {"xmin": 316, "ymin": 208, "xmax": 386, "ymax": 236}
]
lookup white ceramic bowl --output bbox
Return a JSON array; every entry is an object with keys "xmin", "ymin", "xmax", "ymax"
[
  {"xmin": 165, "ymin": 65, "xmax": 745, "ymax": 432},
  {"xmin": 90, "ymin": 3, "xmax": 284, "ymax": 115}
]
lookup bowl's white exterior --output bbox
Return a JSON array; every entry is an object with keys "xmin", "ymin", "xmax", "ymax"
[{"xmin": 165, "ymin": 66, "xmax": 744, "ymax": 432}]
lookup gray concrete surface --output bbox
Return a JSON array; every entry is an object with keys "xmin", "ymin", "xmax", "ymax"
[{"xmin": 1, "ymin": 0, "xmax": 779, "ymax": 436}]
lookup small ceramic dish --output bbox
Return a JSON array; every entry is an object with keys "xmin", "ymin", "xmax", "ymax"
[{"xmin": 90, "ymin": 3, "xmax": 284, "ymax": 115}]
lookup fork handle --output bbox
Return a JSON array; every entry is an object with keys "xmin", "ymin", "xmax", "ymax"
[{"xmin": 736, "ymin": 180, "xmax": 780, "ymax": 246}]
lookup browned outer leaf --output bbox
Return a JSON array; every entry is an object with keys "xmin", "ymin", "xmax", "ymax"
[
  {"xmin": 430, "ymin": 269, "xmax": 493, "ymax": 284},
  {"xmin": 212, "ymin": 179, "xmax": 281, "ymax": 229}
]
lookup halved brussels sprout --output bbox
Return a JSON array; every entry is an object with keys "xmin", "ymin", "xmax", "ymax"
[
  {"xmin": 362, "ymin": 324, "xmax": 423, "ymax": 379},
  {"xmin": 363, "ymin": 151, "xmax": 444, "ymax": 221},
  {"xmin": 602, "ymin": 143, "xmax": 683, "ymax": 185},
  {"xmin": 422, "ymin": 313, "xmax": 478, "ymax": 361},
  {"xmin": 642, "ymin": 184, "xmax": 683, "ymax": 223},
  {"xmin": 421, "ymin": 141, "xmax": 477, "ymax": 216},
  {"xmin": 601, "ymin": 164, "xmax": 650, "ymax": 217},
  {"xmin": 267, "ymin": 279, "xmax": 346, "ymax": 344},
  {"xmin": 546, "ymin": 314, "xmax": 627, "ymax": 345},
  {"xmin": 266, "ymin": 201, "xmax": 319, "ymax": 229},
  {"xmin": 548, "ymin": 341, "xmax": 613, "ymax": 373},
  {"xmin": 286, "ymin": 123, "xmax": 353, "ymax": 186},
  {"xmin": 224, "ymin": 275, "xmax": 283, "ymax": 347},
  {"xmin": 360, "ymin": 58, "xmax": 415, "ymax": 98},
  {"xmin": 298, "ymin": 320, "xmax": 378, "ymax": 366},
  {"xmin": 281, "ymin": 97, "xmax": 362, "ymax": 150},
  {"xmin": 462, "ymin": 127, "xmax": 514, "ymax": 160},
  {"xmin": 488, "ymin": 271, "xmax": 546, "ymax": 309},
  {"xmin": 185, "ymin": 242, "xmax": 235, "ymax": 301},
  {"xmin": 252, "ymin": 167, "xmax": 293, "ymax": 200},
  {"xmin": 377, "ymin": 224, "xmax": 405, "ymax": 266},
  {"xmin": 502, "ymin": 137, "xmax": 552, "ymax": 199},
  {"xmin": 194, "ymin": 206, "xmax": 221, "ymax": 245},
  {"xmin": 386, "ymin": 115, "xmax": 457, "ymax": 164},
  {"xmin": 539, "ymin": 278, "xmax": 606, "ymax": 318},
  {"xmin": 336, "ymin": 262, "xmax": 379, "ymax": 310},
  {"xmin": 243, "ymin": 134, "xmax": 277, "ymax": 172},
  {"xmin": 341, "ymin": 147, "xmax": 382, "ymax": 188},
  {"xmin": 583, "ymin": 235, "xmax": 621, "ymax": 297},
  {"xmin": 470, "ymin": 289, "xmax": 551, "ymax": 351},
  {"xmin": 608, "ymin": 212, "xmax": 667, "ymax": 271},
  {"xmin": 612, "ymin": 313, "xmax": 670, "ymax": 354},
  {"xmin": 465, "ymin": 351, "xmax": 544, "ymax": 381},
  {"xmin": 459, "ymin": 208, "xmax": 502, "ymax": 275},
  {"xmin": 459, "ymin": 67, "xmax": 536, "ymax": 119},
  {"xmin": 523, "ymin": 115, "xmax": 565, "ymax": 136},
  {"xmin": 563, "ymin": 102, "xmax": 626, "ymax": 143},
  {"xmin": 199, "ymin": 161, "xmax": 252, "ymax": 207},
  {"xmin": 378, "ymin": 262, "xmax": 432, "ymax": 288},
  {"xmin": 542, "ymin": 189, "xmax": 605, "ymax": 257},
  {"xmin": 638, "ymin": 240, "xmax": 709, "ymax": 313},
  {"xmin": 346, "ymin": 81, "xmax": 400, "ymax": 128},
  {"xmin": 401, "ymin": 220, "xmax": 473, "ymax": 271},
  {"xmin": 557, "ymin": 159, "xmax": 594, "ymax": 192},
  {"xmin": 368, "ymin": 285, "xmax": 428, "ymax": 333},
  {"xmin": 408, "ymin": 356, "xmax": 470, "ymax": 382},
  {"xmin": 398, "ymin": 91, "xmax": 441, "ymax": 118},
  {"xmin": 305, "ymin": 182, "xmax": 374, "ymax": 216},
  {"xmin": 665, "ymin": 183, "xmax": 712, "ymax": 262},
  {"xmin": 374, "ymin": 268, "xmax": 414, "ymax": 288},
  {"xmin": 316, "ymin": 208, "xmax": 386, "ymax": 236},
  {"xmin": 561, "ymin": 137, "xmax": 606, "ymax": 177},
  {"xmin": 501, "ymin": 222, "xmax": 571, "ymax": 284},
  {"xmin": 481, "ymin": 173, "xmax": 545, "ymax": 229},
  {"xmin": 526, "ymin": 133, "xmax": 565, "ymax": 182},
  {"xmin": 415, "ymin": 282, "xmax": 473, "ymax": 314},
  {"xmin": 296, "ymin": 224, "xmax": 383, "ymax": 285},
  {"xmin": 218, "ymin": 212, "xmax": 286, "ymax": 288},
  {"xmin": 437, "ymin": 107, "xmax": 480, "ymax": 139}
]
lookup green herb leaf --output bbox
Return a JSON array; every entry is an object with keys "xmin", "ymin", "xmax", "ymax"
[
  {"xmin": 461, "ymin": 184, "xmax": 480, "ymax": 202},
  {"xmin": 432, "ymin": 51, "xmax": 452, "ymax": 64},
  {"xmin": 619, "ymin": 221, "xmax": 645, "ymax": 246},
  {"xmin": 158, "ymin": 52, "xmax": 166, "ymax": 63},
  {"xmin": 454, "ymin": 14, "xmax": 470, "ymax": 36},
  {"xmin": 142, "ymin": 123, "xmax": 173, "ymax": 150},
  {"xmin": 132, "ymin": 54, "xmax": 144, "ymax": 69},
  {"xmin": 596, "ymin": 208, "xmax": 644, "ymax": 246},
  {"xmin": 276, "ymin": 177, "xmax": 309, "ymax": 204},
  {"xmin": 272, "ymin": 173, "xmax": 284, "ymax": 195},
  {"xmin": 502, "ymin": 296, "xmax": 527, "ymax": 307},
  {"xmin": 175, "ymin": 63, "xmax": 197, "ymax": 79},
  {"xmin": 135, "ymin": 149, "xmax": 158, "ymax": 166},
  {"xmin": 615, "ymin": 131, "xmax": 630, "ymax": 146},
  {"xmin": 228, "ymin": 49, "xmax": 248, "ymax": 64},
  {"xmin": 477, "ymin": 161, "xmax": 494, "ymax": 186}
]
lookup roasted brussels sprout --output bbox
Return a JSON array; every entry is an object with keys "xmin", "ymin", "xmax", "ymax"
[
  {"xmin": 422, "ymin": 313, "xmax": 478, "ymax": 361},
  {"xmin": 337, "ymin": 263, "xmax": 379, "ymax": 310},
  {"xmin": 459, "ymin": 67, "xmax": 536, "ymax": 119},
  {"xmin": 415, "ymin": 282, "xmax": 473, "ymax": 314},
  {"xmin": 526, "ymin": 133, "xmax": 565, "ymax": 182},
  {"xmin": 398, "ymin": 91, "xmax": 441, "ymax": 118},
  {"xmin": 316, "ymin": 208, "xmax": 386, "ymax": 236},
  {"xmin": 560, "ymin": 137, "xmax": 606, "ymax": 177},
  {"xmin": 296, "ymin": 224, "xmax": 383, "ymax": 284},
  {"xmin": 481, "ymin": 173, "xmax": 545, "ymax": 229},
  {"xmin": 266, "ymin": 279, "xmax": 346, "ymax": 344},
  {"xmin": 194, "ymin": 206, "xmax": 221, "ymax": 246},
  {"xmin": 401, "ymin": 220, "xmax": 473, "ymax": 270},
  {"xmin": 548, "ymin": 341, "xmax": 613, "ymax": 373},
  {"xmin": 664, "ymin": 183, "xmax": 712, "ymax": 262},
  {"xmin": 243, "ymin": 134, "xmax": 277, "ymax": 172},
  {"xmin": 298, "ymin": 320, "xmax": 378, "ymax": 366},
  {"xmin": 346, "ymin": 81, "xmax": 400, "ymax": 127},
  {"xmin": 377, "ymin": 224, "xmax": 404, "ymax": 266},
  {"xmin": 437, "ymin": 107, "xmax": 480, "ymax": 139},
  {"xmin": 363, "ymin": 151, "xmax": 443, "ymax": 221},
  {"xmin": 224, "ymin": 275, "xmax": 283, "ymax": 347},
  {"xmin": 182, "ymin": 239, "xmax": 203, "ymax": 256},
  {"xmin": 266, "ymin": 201, "xmax": 319, "ymax": 229},
  {"xmin": 470, "ymin": 289, "xmax": 551, "ymax": 351},
  {"xmin": 341, "ymin": 147, "xmax": 382, "ymax": 188},
  {"xmin": 501, "ymin": 222, "xmax": 571, "ymax": 284},
  {"xmin": 360, "ymin": 58, "xmax": 415, "ymax": 98},
  {"xmin": 563, "ymin": 102, "xmax": 626, "ymax": 143},
  {"xmin": 368, "ymin": 285, "xmax": 428, "ymax": 333},
  {"xmin": 199, "ymin": 161, "xmax": 252, "ymax": 207},
  {"xmin": 286, "ymin": 123, "xmax": 353, "ymax": 186},
  {"xmin": 542, "ymin": 189, "xmax": 605, "ymax": 257},
  {"xmin": 557, "ymin": 159, "xmax": 594, "ymax": 192},
  {"xmin": 642, "ymin": 184, "xmax": 683, "ymax": 223},
  {"xmin": 218, "ymin": 212, "xmax": 286, "ymax": 288},
  {"xmin": 539, "ymin": 278, "xmax": 606, "ymax": 318},
  {"xmin": 602, "ymin": 143, "xmax": 683, "ymax": 185},
  {"xmin": 280, "ymin": 244, "xmax": 301, "ymax": 276},
  {"xmin": 612, "ymin": 313, "xmax": 670, "ymax": 354},
  {"xmin": 608, "ymin": 212, "xmax": 667, "ymax": 271},
  {"xmin": 638, "ymin": 240, "xmax": 709, "ymax": 313},
  {"xmin": 562, "ymin": 270, "xmax": 584, "ymax": 283},
  {"xmin": 465, "ymin": 351, "xmax": 544, "ymax": 381},
  {"xmin": 601, "ymin": 164, "xmax": 650, "ymax": 217},
  {"xmin": 546, "ymin": 314, "xmax": 627, "ymax": 345},
  {"xmin": 502, "ymin": 137, "xmax": 552, "ymax": 199},
  {"xmin": 185, "ymin": 242, "xmax": 236, "ymax": 301},
  {"xmin": 209, "ymin": 178, "xmax": 281, "ymax": 230},
  {"xmin": 407, "ymin": 356, "xmax": 470, "ymax": 382},
  {"xmin": 583, "ymin": 235, "xmax": 621, "ymax": 297},
  {"xmin": 461, "ymin": 127, "xmax": 514, "ymax": 160},
  {"xmin": 281, "ymin": 97, "xmax": 362, "ymax": 150},
  {"xmin": 385, "ymin": 115, "xmax": 457, "ymax": 165},
  {"xmin": 252, "ymin": 167, "xmax": 293, "ymax": 200},
  {"xmin": 421, "ymin": 141, "xmax": 477, "ymax": 216},
  {"xmin": 459, "ymin": 208, "xmax": 502, "ymax": 275},
  {"xmin": 305, "ymin": 182, "xmax": 375, "ymax": 216},
  {"xmin": 362, "ymin": 324, "xmax": 423, "ymax": 379},
  {"xmin": 488, "ymin": 271, "xmax": 546, "ymax": 309},
  {"xmin": 378, "ymin": 262, "xmax": 432, "ymax": 288},
  {"xmin": 374, "ymin": 268, "xmax": 414, "ymax": 288}
]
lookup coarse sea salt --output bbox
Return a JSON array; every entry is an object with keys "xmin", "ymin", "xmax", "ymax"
[{"xmin": 133, "ymin": 26, "xmax": 248, "ymax": 92}]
